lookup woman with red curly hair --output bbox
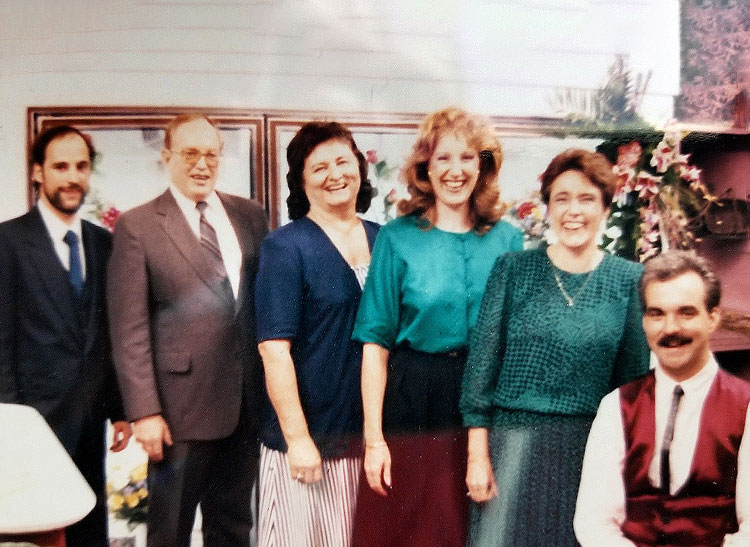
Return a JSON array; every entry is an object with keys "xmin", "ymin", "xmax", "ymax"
[{"xmin": 351, "ymin": 107, "xmax": 523, "ymax": 546}]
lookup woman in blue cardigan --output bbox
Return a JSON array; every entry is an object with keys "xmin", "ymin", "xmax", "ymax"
[{"xmin": 255, "ymin": 121, "xmax": 378, "ymax": 546}]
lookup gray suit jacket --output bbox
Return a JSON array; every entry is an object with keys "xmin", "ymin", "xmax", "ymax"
[{"xmin": 107, "ymin": 189, "xmax": 268, "ymax": 440}]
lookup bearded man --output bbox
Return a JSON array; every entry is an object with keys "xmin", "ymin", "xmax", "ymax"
[{"xmin": 0, "ymin": 125, "xmax": 131, "ymax": 546}]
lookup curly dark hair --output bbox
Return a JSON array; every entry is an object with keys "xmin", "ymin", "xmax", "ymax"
[
  {"xmin": 539, "ymin": 149, "xmax": 617, "ymax": 208},
  {"xmin": 398, "ymin": 107, "xmax": 504, "ymax": 234},
  {"xmin": 286, "ymin": 121, "xmax": 373, "ymax": 220}
]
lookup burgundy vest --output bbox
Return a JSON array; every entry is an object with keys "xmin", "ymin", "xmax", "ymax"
[{"xmin": 619, "ymin": 369, "xmax": 750, "ymax": 547}]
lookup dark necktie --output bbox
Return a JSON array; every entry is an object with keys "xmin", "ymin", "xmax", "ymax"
[
  {"xmin": 660, "ymin": 384, "xmax": 684, "ymax": 493},
  {"xmin": 63, "ymin": 230, "xmax": 84, "ymax": 297},
  {"xmin": 195, "ymin": 201, "xmax": 233, "ymax": 301}
]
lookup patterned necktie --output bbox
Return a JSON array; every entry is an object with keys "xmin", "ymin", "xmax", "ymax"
[
  {"xmin": 196, "ymin": 201, "xmax": 227, "ymax": 277},
  {"xmin": 195, "ymin": 201, "xmax": 233, "ymax": 302},
  {"xmin": 660, "ymin": 384, "xmax": 684, "ymax": 493},
  {"xmin": 63, "ymin": 230, "xmax": 83, "ymax": 297}
]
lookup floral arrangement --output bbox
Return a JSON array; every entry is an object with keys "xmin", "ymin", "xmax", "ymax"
[
  {"xmin": 86, "ymin": 188, "xmax": 120, "ymax": 232},
  {"xmin": 365, "ymin": 149, "xmax": 407, "ymax": 223},
  {"xmin": 107, "ymin": 463, "xmax": 148, "ymax": 530},
  {"xmin": 602, "ymin": 132, "xmax": 714, "ymax": 261},
  {"xmin": 503, "ymin": 191, "xmax": 549, "ymax": 249}
]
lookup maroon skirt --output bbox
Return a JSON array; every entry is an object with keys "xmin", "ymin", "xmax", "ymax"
[{"xmin": 351, "ymin": 346, "xmax": 469, "ymax": 547}]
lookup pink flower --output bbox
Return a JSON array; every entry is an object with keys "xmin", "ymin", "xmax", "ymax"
[
  {"xmin": 516, "ymin": 201, "xmax": 535, "ymax": 219},
  {"xmin": 613, "ymin": 165, "xmax": 636, "ymax": 194},
  {"xmin": 673, "ymin": 153, "xmax": 691, "ymax": 167},
  {"xmin": 366, "ymin": 150, "xmax": 378, "ymax": 164},
  {"xmin": 680, "ymin": 165, "xmax": 701, "ymax": 184},
  {"xmin": 100, "ymin": 206, "xmax": 120, "ymax": 231},
  {"xmin": 650, "ymin": 142, "xmax": 676, "ymax": 173},
  {"xmin": 663, "ymin": 131, "xmax": 681, "ymax": 149},
  {"xmin": 616, "ymin": 141, "xmax": 642, "ymax": 169},
  {"xmin": 634, "ymin": 172, "xmax": 662, "ymax": 199}
]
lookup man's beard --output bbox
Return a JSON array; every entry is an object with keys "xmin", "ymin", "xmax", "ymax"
[{"xmin": 44, "ymin": 184, "xmax": 87, "ymax": 215}]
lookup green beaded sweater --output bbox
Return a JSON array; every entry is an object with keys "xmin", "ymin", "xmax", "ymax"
[{"xmin": 460, "ymin": 248, "xmax": 650, "ymax": 427}]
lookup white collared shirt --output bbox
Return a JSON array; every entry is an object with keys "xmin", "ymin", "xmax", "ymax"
[
  {"xmin": 574, "ymin": 356, "xmax": 750, "ymax": 547},
  {"xmin": 168, "ymin": 184, "xmax": 242, "ymax": 298},
  {"xmin": 37, "ymin": 198, "xmax": 86, "ymax": 278}
]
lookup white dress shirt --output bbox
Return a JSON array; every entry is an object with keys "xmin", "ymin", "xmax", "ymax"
[
  {"xmin": 37, "ymin": 198, "xmax": 86, "ymax": 278},
  {"xmin": 169, "ymin": 184, "xmax": 242, "ymax": 298},
  {"xmin": 574, "ymin": 356, "xmax": 750, "ymax": 547}
]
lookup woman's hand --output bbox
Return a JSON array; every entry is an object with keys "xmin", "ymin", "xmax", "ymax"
[
  {"xmin": 287, "ymin": 435, "xmax": 323, "ymax": 484},
  {"xmin": 466, "ymin": 455, "xmax": 498, "ymax": 502},
  {"xmin": 364, "ymin": 440, "xmax": 392, "ymax": 496},
  {"xmin": 466, "ymin": 427, "xmax": 497, "ymax": 502}
]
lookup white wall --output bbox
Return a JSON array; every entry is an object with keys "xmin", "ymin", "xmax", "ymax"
[{"xmin": 0, "ymin": 0, "xmax": 680, "ymax": 221}]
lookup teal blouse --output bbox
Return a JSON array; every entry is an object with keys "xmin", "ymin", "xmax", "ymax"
[
  {"xmin": 352, "ymin": 215, "xmax": 523, "ymax": 354},
  {"xmin": 460, "ymin": 248, "xmax": 650, "ymax": 427}
]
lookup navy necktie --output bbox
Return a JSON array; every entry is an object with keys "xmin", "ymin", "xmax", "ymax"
[
  {"xmin": 660, "ymin": 384, "xmax": 684, "ymax": 493},
  {"xmin": 63, "ymin": 230, "xmax": 84, "ymax": 297}
]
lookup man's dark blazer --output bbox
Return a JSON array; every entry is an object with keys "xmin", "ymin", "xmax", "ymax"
[
  {"xmin": 0, "ymin": 205, "xmax": 124, "ymax": 545},
  {"xmin": 107, "ymin": 188, "xmax": 268, "ymax": 440},
  {"xmin": 0, "ymin": 206, "xmax": 123, "ymax": 449}
]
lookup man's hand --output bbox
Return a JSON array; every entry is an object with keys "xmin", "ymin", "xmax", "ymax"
[
  {"xmin": 133, "ymin": 414, "xmax": 173, "ymax": 462},
  {"xmin": 110, "ymin": 420, "xmax": 132, "ymax": 452}
]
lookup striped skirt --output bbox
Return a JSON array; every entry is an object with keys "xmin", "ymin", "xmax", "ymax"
[{"xmin": 258, "ymin": 444, "xmax": 361, "ymax": 547}]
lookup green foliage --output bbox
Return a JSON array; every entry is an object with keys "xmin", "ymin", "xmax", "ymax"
[{"xmin": 549, "ymin": 55, "xmax": 653, "ymax": 135}]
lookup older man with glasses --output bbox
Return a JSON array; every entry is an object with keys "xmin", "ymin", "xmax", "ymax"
[{"xmin": 107, "ymin": 113, "xmax": 268, "ymax": 547}]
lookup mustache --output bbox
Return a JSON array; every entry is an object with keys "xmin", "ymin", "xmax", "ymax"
[
  {"xmin": 58, "ymin": 183, "xmax": 85, "ymax": 193},
  {"xmin": 657, "ymin": 334, "xmax": 692, "ymax": 347}
]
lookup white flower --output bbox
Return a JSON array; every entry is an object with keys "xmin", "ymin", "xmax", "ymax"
[{"xmin": 604, "ymin": 225, "xmax": 623, "ymax": 240}]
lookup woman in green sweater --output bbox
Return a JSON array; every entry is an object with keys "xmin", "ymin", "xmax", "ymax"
[
  {"xmin": 351, "ymin": 107, "xmax": 523, "ymax": 547},
  {"xmin": 460, "ymin": 149, "xmax": 650, "ymax": 547}
]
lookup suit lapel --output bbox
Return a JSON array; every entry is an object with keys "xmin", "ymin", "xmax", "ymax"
[
  {"xmin": 155, "ymin": 190, "xmax": 235, "ymax": 306},
  {"xmin": 23, "ymin": 208, "xmax": 81, "ymax": 345}
]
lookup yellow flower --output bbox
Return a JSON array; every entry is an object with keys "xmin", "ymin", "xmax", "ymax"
[
  {"xmin": 137, "ymin": 487, "xmax": 148, "ymax": 499},
  {"xmin": 130, "ymin": 463, "xmax": 148, "ymax": 482},
  {"xmin": 106, "ymin": 481, "xmax": 113, "ymax": 495},
  {"xmin": 109, "ymin": 493, "xmax": 124, "ymax": 512},
  {"xmin": 125, "ymin": 493, "xmax": 140, "ymax": 508}
]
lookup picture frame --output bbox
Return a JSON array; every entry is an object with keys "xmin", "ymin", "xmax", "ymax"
[
  {"xmin": 268, "ymin": 112, "xmax": 601, "ymax": 228},
  {"xmin": 27, "ymin": 107, "xmax": 265, "ymax": 230}
]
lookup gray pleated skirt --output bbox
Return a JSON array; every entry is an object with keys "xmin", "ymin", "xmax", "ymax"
[{"xmin": 468, "ymin": 411, "xmax": 593, "ymax": 547}]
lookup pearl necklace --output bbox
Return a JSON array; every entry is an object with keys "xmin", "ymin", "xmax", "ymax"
[{"xmin": 552, "ymin": 266, "xmax": 595, "ymax": 307}]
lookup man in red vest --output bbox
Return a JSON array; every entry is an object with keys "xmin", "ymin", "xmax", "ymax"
[{"xmin": 574, "ymin": 251, "xmax": 750, "ymax": 547}]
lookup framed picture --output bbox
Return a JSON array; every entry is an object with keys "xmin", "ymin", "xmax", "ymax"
[
  {"xmin": 268, "ymin": 114, "xmax": 421, "ymax": 227},
  {"xmin": 27, "ymin": 107, "xmax": 265, "ymax": 230},
  {"xmin": 268, "ymin": 113, "xmax": 603, "ymax": 228},
  {"xmin": 27, "ymin": 107, "xmax": 604, "ymax": 231}
]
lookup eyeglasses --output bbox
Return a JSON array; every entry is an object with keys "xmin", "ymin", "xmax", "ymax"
[{"xmin": 173, "ymin": 148, "xmax": 221, "ymax": 168}]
